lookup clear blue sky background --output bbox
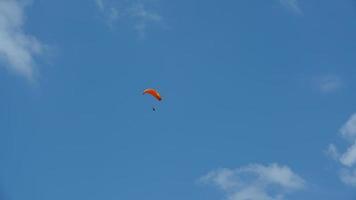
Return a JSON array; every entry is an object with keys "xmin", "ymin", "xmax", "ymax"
[{"xmin": 1, "ymin": 0, "xmax": 356, "ymax": 199}]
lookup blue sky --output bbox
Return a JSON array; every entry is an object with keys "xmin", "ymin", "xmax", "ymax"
[{"xmin": 0, "ymin": 0, "xmax": 356, "ymax": 199}]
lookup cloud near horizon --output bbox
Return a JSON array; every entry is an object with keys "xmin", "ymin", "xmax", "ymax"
[
  {"xmin": 0, "ymin": 0, "xmax": 45, "ymax": 81},
  {"xmin": 199, "ymin": 163, "xmax": 305, "ymax": 200}
]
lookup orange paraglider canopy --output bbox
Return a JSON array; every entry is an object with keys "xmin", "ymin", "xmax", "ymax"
[{"xmin": 143, "ymin": 88, "xmax": 162, "ymax": 101}]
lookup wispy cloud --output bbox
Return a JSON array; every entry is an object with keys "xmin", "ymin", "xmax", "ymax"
[
  {"xmin": 199, "ymin": 163, "xmax": 305, "ymax": 200},
  {"xmin": 129, "ymin": 3, "xmax": 162, "ymax": 38},
  {"xmin": 95, "ymin": 0, "xmax": 119, "ymax": 27},
  {"xmin": 314, "ymin": 75, "xmax": 344, "ymax": 94},
  {"xmin": 278, "ymin": 0, "xmax": 302, "ymax": 14},
  {"xmin": 95, "ymin": 0, "xmax": 104, "ymax": 11},
  {"xmin": 95, "ymin": 0, "xmax": 162, "ymax": 38},
  {"xmin": 327, "ymin": 113, "xmax": 356, "ymax": 187},
  {"xmin": 326, "ymin": 144, "xmax": 340, "ymax": 161},
  {"xmin": 0, "ymin": 0, "xmax": 45, "ymax": 81}
]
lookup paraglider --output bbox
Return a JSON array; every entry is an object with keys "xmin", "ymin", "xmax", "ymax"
[
  {"xmin": 143, "ymin": 88, "xmax": 162, "ymax": 101},
  {"xmin": 143, "ymin": 88, "xmax": 162, "ymax": 111}
]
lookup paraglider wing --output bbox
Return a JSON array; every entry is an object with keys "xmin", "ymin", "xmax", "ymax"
[{"xmin": 143, "ymin": 88, "xmax": 162, "ymax": 101}]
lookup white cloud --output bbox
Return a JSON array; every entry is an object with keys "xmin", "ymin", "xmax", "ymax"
[
  {"xmin": 201, "ymin": 168, "xmax": 240, "ymax": 191},
  {"xmin": 95, "ymin": 0, "xmax": 162, "ymax": 37},
  {"xmin": 328, "ymin": 113, "xmax": 356, "ymax": 187},
  {"xmin": 0, "ymin": 0, "xmax": 44, "ymax": 80},
  {"xmin": 278, "ymin": 0, "xmax": 302, "ymax": 14},
  {"xmin": 340, "ymin": 114, "xmax": 356, "ymax": 142},
  {"xmin": 340, "ymin": 142, "xmax": 356, "ymax": 167},
  {"xmin": 200, "ymin": 163, "xmax": 305, "ymax": 200},
  {"xmin": 340, "ymin": 168, "xmax": 356, "ymax": 186}
]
